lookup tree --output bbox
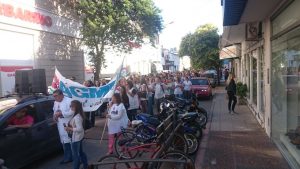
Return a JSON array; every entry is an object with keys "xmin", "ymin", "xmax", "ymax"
[
  {"xmin": 179, "ymin": 24, "xmax": 222, "ymax": 83},
  {"xmin": 77, "ymin": 0, "xmax": 163, "ymax": 80}
]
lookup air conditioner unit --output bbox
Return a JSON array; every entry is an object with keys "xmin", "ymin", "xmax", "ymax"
[{"xmin": 246, "ymin": 22, "xmax": 261, "ymax": 41}]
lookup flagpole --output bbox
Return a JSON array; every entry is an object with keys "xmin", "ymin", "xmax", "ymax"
[{"xmin": 99, "ymin": 56, "xmax": 126, "ymax": 145}]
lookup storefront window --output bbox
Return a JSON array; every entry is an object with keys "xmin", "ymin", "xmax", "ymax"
[
  {"xmin": 247, "ymin": 55, "xmax": 250, "ymax": 99},
  {"xmin": 260, "ymin": 47, "xmax": 265, "ymax": 113},
  {"xmin": 271, "ymin": 26, "xmax": 300, "ymax": 164},
  {"xmin": 252, "ymin": 57, "xmax": 257, "ymax": 106}
]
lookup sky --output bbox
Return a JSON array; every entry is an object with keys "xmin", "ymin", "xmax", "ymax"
[{"xmin": 153, "ymin": 0, "xmax": 223, "ymax": 49}]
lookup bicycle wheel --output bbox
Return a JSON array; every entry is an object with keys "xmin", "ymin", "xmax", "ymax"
[
  {"xmin": 189, "ymin": 122, "xmax": 203, "ymax": 139},
  {"xmin": 197, "ymin": 113, "xmax": 207, "ymax": 128},
  {"xmin": 114, "ymin": 131, "xmax": 140, "ymax": 159},
  {"xmin": 169, "ymin": 133, "xmax": 188, "ymax": 154},
  {"xmin": 97, "ymin": 154, "xmax": 129, "ymax": 169},
  {"xmin": 157, "ymin": 150, "xmax": 195, "ymax": 169},
  {"xmin": 135, "ymin": 124, "xmax": 156, "ymax": 143},
  {"xmin": 184, "ymin": 133, "xmax": 199, "ymax": 155}
]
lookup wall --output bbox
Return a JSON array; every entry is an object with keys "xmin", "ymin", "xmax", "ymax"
[{"xmin": 0, "ymin": 0, "xmax": 84, "ymax": 96}]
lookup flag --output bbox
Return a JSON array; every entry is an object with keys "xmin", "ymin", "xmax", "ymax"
[{"xmin": 52, "ymin": 58, "xmax": 125, "ymax": 112}]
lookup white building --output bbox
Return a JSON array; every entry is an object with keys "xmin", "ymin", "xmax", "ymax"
[
  {"xmin": 0, "ymin": 0, "xmax": 84, "ymax": 97},
  {"xmin": 161, "ymin": 48, "xmax": 180, "ymax": 72}
]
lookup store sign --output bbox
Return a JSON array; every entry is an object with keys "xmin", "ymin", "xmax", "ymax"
[
  {"xmin": 219, "ymin": 45, "xmax": 241, "ymax": 60},
  {"xmin": 0, "ymin": 0, "xmax": 81, "ymax": 38},
  {"xmin": 0, "ymin": 2, "xmax": 52, "ymax": 27}
]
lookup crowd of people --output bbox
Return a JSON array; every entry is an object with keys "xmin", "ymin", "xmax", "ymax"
[{"xmin": 50, "ymin": 69, "xmax": 236, "ymax": 169}]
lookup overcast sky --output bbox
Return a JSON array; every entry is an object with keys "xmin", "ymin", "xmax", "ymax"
[{"xmin": 153, "ymin": 0, "xmax": 223, "ymax": 49}]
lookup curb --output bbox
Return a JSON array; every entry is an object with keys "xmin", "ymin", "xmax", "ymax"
[{"xmin": 195, "ymin": 94, "xmax": 216, "ymax": 169}]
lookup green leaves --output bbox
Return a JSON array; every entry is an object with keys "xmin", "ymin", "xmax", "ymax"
[
  {"xmin": 76, "ymin": 0, "xmax": 163, "ymax": 79},
  {"xmin": 179, "ymin": 24, "xmax": 221, "ymax": 70}
]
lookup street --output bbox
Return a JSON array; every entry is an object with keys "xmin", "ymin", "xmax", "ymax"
[{"xmin": 22, "ymin": 97, "xmax": 213, "ymax": 169}]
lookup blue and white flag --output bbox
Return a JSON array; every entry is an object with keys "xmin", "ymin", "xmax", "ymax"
[{"xmin": 53, "ymin": 60, "xmax": 124, "ymax": 112}]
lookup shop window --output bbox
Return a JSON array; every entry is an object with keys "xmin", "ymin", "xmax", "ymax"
[
  {"xmin": 259, "ymin": 47, "xmax": 265, "ymax": 113},
  {"xmin": 252, "ymin": 57, "xmax": 257, "ymax": 106},
  {"xmin": 271, "ymin": 26, "xmax": 300, "ymax": 164}
]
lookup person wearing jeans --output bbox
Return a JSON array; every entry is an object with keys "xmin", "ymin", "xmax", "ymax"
[
  {"xmin": 226, "ymin": 75, "xmax": 237, "ymax": 114},
  {"xmin": 53, "ymin": 89, "xmax": 73, "ymax": 164},
  {"xmin": 183, "ymin": 77, "xmax": 192, "ymax": 100},
  {"xmin": 174, "ymin": 77, "xmax": 183, "ymax": 98},
  {"xmin": 65, "ymin": 100, "xmax": 88, "ymax": 169},
  {"xmin": 154, "ymin": 77, "xmax": 165, "ymax": 114}
]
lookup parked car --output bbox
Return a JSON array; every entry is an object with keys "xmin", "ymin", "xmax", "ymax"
[
  {"xmin": 0, "ymin": 95, "xmax": 61, "ymax": 169},
  {"xmin": 190, "ymin": 77, "xmax": 213, "ymax": 100},
  {"xmin": 203, "ymin": 71, "xmax": 218, "ymax": 88}
]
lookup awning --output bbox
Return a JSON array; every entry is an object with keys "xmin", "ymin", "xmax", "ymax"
[
  {"xmin": 222, "ymin": 0, "xmax": 248, "ymax": 26},
  {"xmin": 219, "ymin": 44, "xmax": 241, "ymax": 60}
]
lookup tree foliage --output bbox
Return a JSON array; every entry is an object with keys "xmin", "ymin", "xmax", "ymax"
[
  {"xmin": 179, "ymin": 24, "xmax": 221, "ymax": 70},
  {"xmin": 76, "ymin": 0, "xmax": 163, "ymax": 80}
]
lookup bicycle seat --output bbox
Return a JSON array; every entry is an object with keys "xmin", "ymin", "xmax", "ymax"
[{"xmin": 136, "ymin": 113, "xmax": 161, "ymax": 127}]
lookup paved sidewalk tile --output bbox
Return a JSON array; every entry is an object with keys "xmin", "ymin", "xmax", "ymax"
[{"xmin": 200, "ymin": 87, "xmax": 290, "ymax": 169}]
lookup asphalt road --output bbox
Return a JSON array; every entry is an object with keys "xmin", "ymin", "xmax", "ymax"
[{"xmin": 22, "ymin": 96, "xmax": 213, "ymax": 169}]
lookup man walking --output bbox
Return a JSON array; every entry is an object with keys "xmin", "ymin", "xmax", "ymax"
[
  {"xmin": 53, "ymin": 89, "xmax": 74, "ymax": 164},
  {"xmin": 154, "ymin": 76, "xmax": 165, "ymax": 114},
  {"xmin": 183, "ymin": 76, "xmax": 192, "ymax": 100}
]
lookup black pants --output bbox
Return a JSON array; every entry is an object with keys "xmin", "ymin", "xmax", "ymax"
[
  {"xmin": 227, "ymin": 91, "xmax": 237, "ymax": 111},
  {"xmin": 127, "ymin": 109, "xmax": 137, "ymax": 121},
  {"xmin": 183, "ymin": 90, "xmax": 190, "ymax": 100}
]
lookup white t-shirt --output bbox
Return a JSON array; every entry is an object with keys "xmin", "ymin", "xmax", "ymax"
[
  {"xmin": 174, "ymin": 82, "xmax": 183, "ymax": 95},
  {"xmin": 183, "ymin": 80, "xmax": 192, "ymax": 91},
  {"xmin": 108, "ymin": 103, "xmax": 129, "ymax": 134},
  {"xmin": 154, "ymin": 83, "xmax": 165, "ymax": 99},
  {"xmin": 128, "ymin": 88, "xmax": 139, "ymax": 110}
]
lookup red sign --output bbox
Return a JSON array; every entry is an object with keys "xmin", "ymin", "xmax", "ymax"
[{"xmin": 0, "ymin": 2, "xmax": 52, "ymax": 27}]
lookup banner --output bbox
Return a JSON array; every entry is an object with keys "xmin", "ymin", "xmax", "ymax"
[{"xmin": 52, "ymin": 65, "xmax": 122, "ymax": 112}]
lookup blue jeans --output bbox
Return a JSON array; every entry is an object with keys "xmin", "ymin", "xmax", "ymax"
[
  {"xmin": 147, "ymin": 95, "xmax": 153, "ymax": 115},
  {"xmin": 62, "ymin": 143, "xmax": 72, "ymax": 161},
  {"xmin": 71, "ymin": 140, "xmax": 88, "ymax": 169},
  {"xmin": 175, "ymin": 94, "xmax": 183, "ymax": 98}
]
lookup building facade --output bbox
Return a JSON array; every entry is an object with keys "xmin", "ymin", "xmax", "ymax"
[
  {"xmin": 161, "ymin": 48, "xmax": 180, "ymax": 72},
  {"xmin": 220, "ymin": 0, "xmax": 300, "ymax": 168},
  {"xmin": 0, "ymin": 0, "xmax": 84, "ymax": 96}
]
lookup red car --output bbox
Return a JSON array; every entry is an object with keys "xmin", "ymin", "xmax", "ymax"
[{"xmin": 190, "ymin": 77, "xmax": 213, "ymax": 100}]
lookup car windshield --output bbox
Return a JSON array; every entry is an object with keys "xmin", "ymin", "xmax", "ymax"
[
  {"xmin": 0, "ymin": 99, "xmax": 18, "ymax": 115},
  {"xmin": 204, "ymin": 73, "xmax": 214, "ymax": 78},
  {"xmin": 191, "ymin": 79, "xmax": 209, "ymax": 85},
  {"xmin": 0, "ymin": 106, "xmax": 13, "ymax": 115}
]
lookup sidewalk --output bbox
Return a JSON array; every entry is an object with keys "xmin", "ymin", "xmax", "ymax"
[{"xmin": 196, "ymin": 87, "xmax": 290, "ymax": 169}]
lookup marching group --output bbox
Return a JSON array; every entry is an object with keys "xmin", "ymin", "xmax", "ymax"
[{"xmin": 52, "ymin": 69, "xmax": 237, "ymax": 169}]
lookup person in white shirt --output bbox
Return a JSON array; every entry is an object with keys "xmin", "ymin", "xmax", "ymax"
[
  {"xmin": 183, "ymin": 76, "xmax": 192, "ymax": 100},
  {"xmin": 127, "ymin": 80, "xmax": 139, "ymax": 121},
  {"xmin": 53, "ymin": 89, "xmax": 73, "ymax": 164},
  {"xmin": 174, "ymin": 77, "xmax": 183, "ymax": 98},
  {"xmin": 106, "ymin": 93, "xmax": 129, "ymax": 154},
  {"xmin": 154, "ymin": 76, "xmax": 165, "ymax": 114},
  {"xmin": 64, "ymin": 100, "xmax": 88, "ymax": 169}
]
